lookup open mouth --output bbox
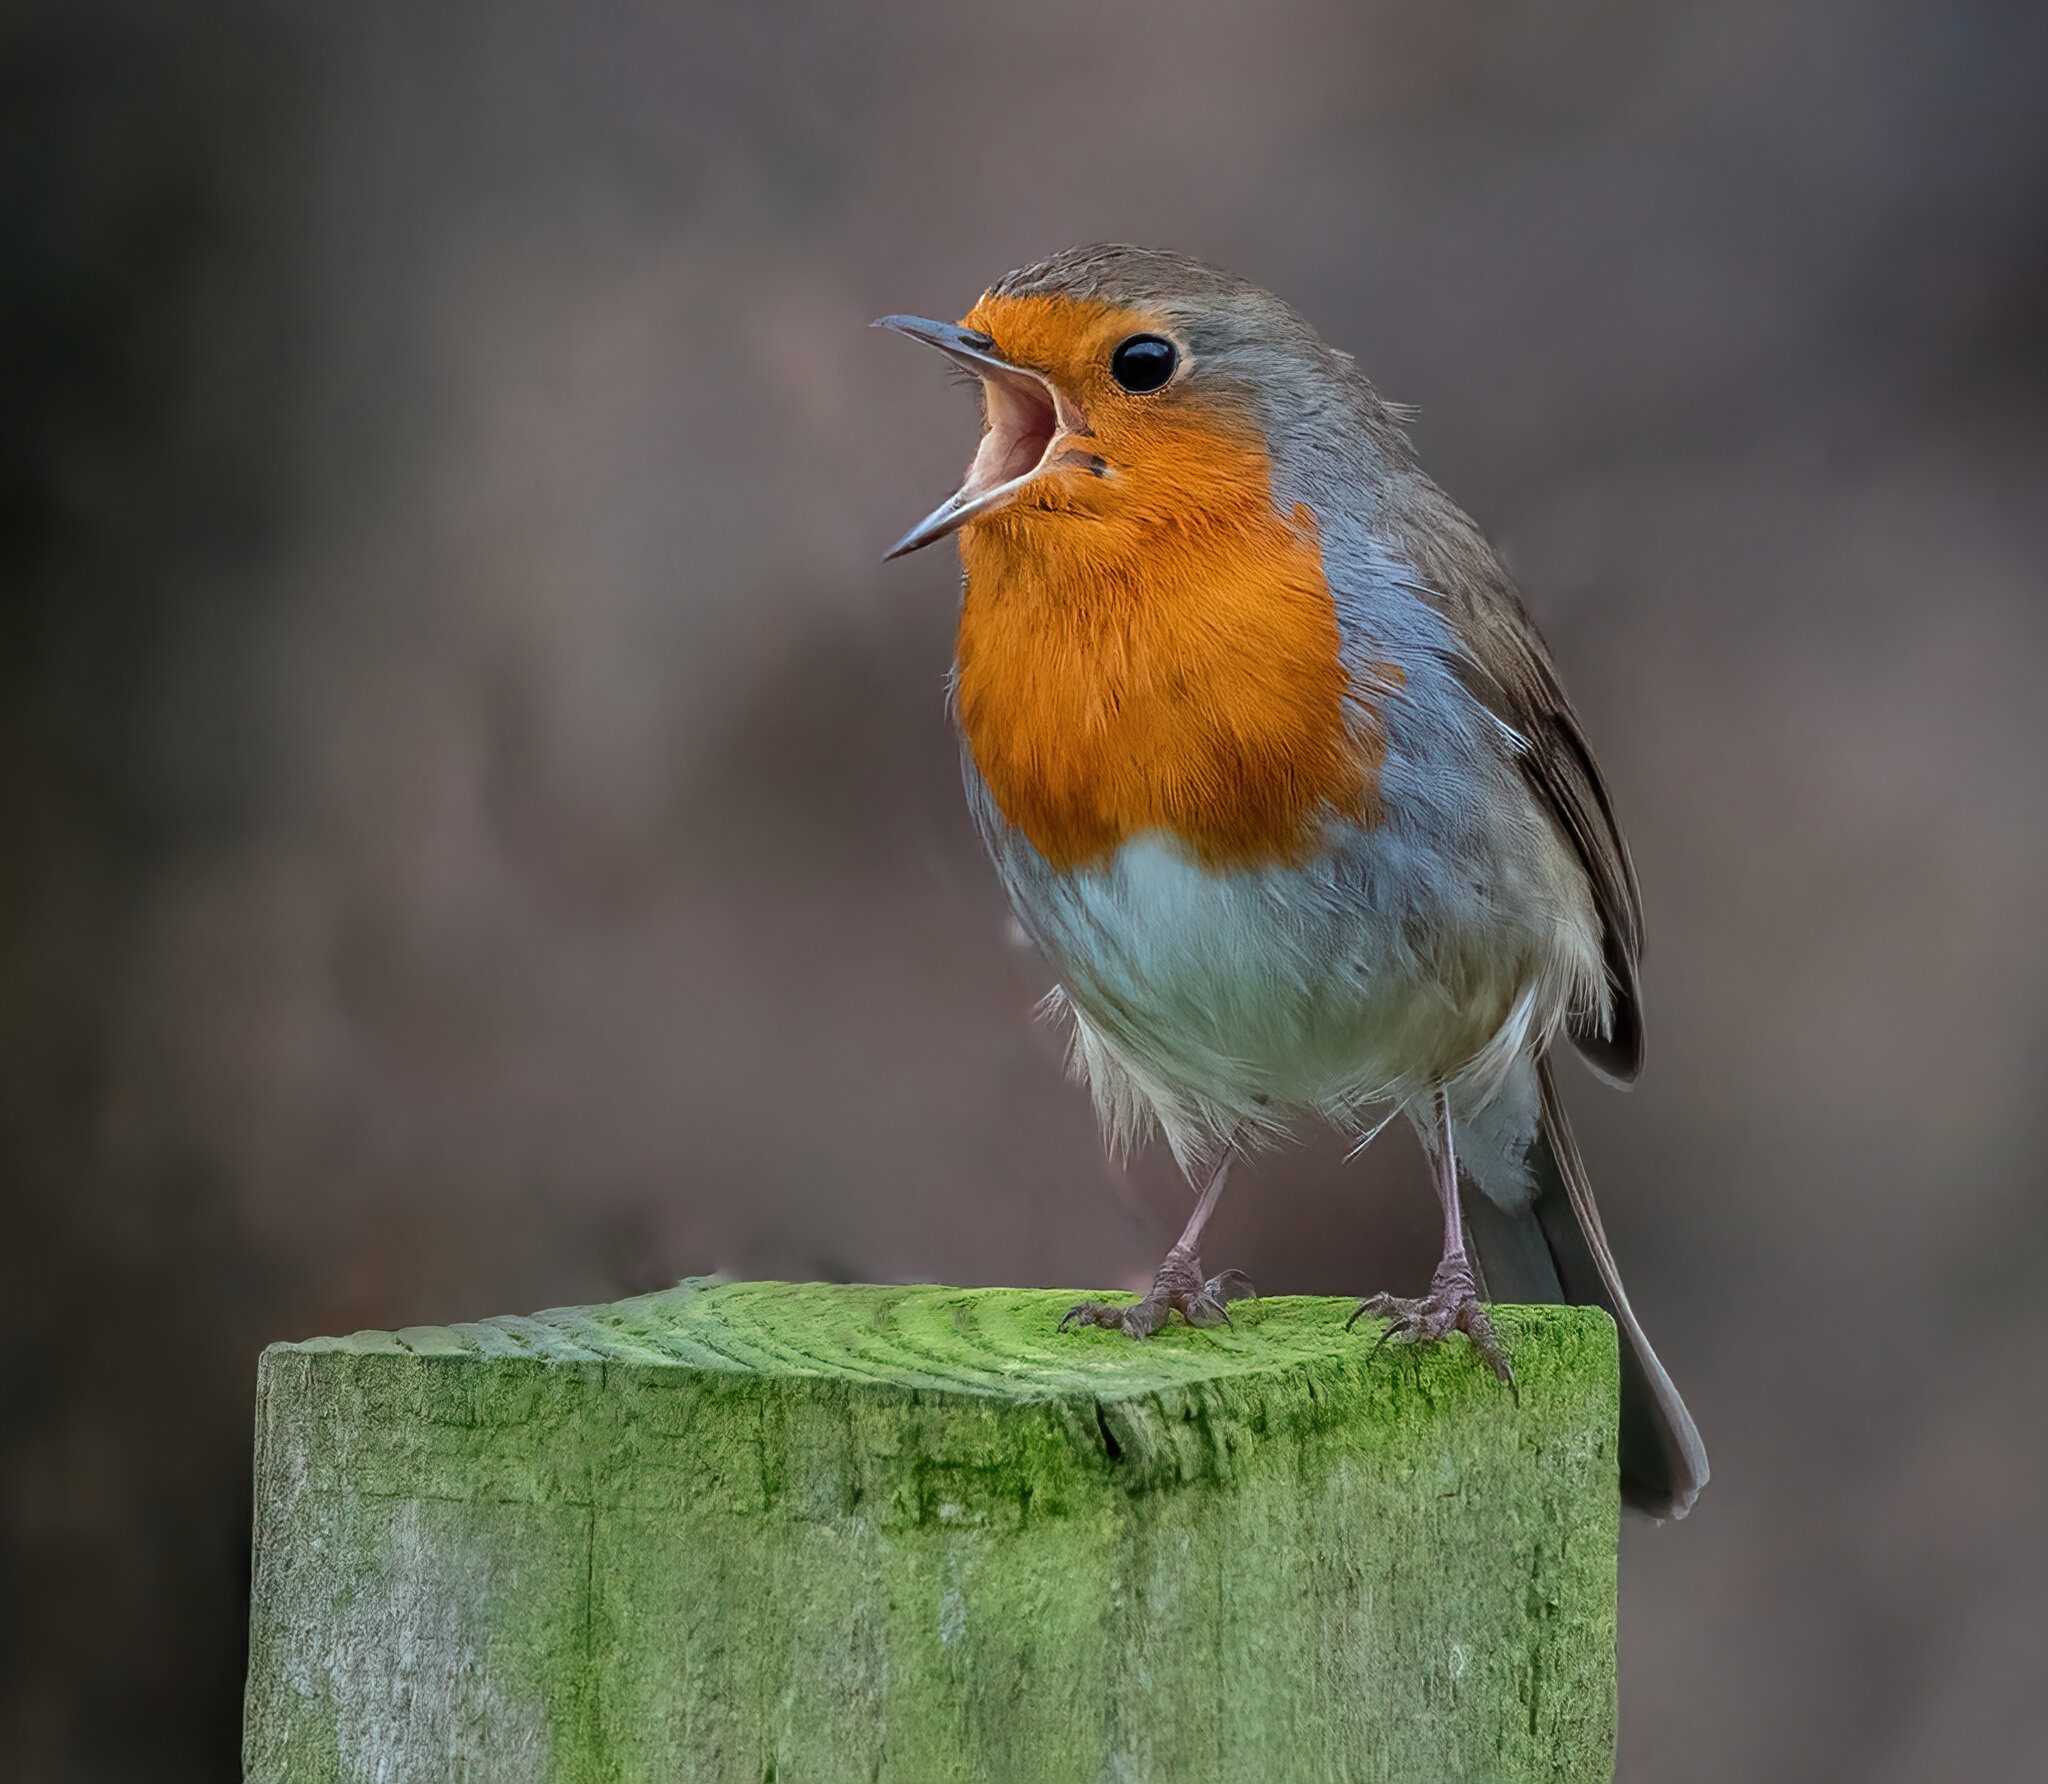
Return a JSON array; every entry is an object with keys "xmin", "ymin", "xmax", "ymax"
[
  {"xmin": 874, "ymin": 314, "xmax": 1078, "ymax": 558},
  {"xmin": 973, "ymin": 369, "xmax": 1062, "ymax": 491}
]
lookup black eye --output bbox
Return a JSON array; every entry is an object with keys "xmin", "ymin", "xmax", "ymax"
[{"xmin": 1109, "ymin": 334, "xmax": 1177, "ymax": 394}]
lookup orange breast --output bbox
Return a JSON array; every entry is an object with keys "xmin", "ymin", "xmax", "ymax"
[{"xmin": 955, "ymin": 420, "xmax": 1389, "ymax": 873}]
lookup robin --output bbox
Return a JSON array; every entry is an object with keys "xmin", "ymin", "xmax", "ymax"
[{"xmin": 878, "ymin": 245, "xmax": 1707, "ymax": 1519}]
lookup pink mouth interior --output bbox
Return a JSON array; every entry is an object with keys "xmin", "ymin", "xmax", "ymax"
[{"xmin": 967, "ymin": 371, "xmax": 1060, "ymax": 493}]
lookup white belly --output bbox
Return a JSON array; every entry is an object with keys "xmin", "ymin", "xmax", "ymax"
[{"xmin": 976, "ymin": 814, "xmax": 1593, "ymax": 1170}]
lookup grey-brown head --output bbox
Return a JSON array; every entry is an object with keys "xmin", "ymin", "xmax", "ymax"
[{"xmin": 875, "ymin": 244, "xmax": 1413, "ymax": 559}]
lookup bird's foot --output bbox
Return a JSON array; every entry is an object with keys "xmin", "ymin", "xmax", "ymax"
[
  {"xmin": 1347, "ymin": 1253, "xmax": 1514, "ymax": 1385},
  {"xmin": 1059, "ymin": 1245, "xmax": 1254, "ymax": 1339}
]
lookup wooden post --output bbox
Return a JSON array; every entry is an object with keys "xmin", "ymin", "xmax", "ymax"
[{"xmin": 244, "ymin": 1279, "xmax": 1619, "ymax": 1782}]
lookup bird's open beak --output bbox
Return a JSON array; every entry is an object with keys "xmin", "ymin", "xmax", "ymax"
[{"xmin": 873, "ymin": 315, "xmax": 1085, "ymax": 560}]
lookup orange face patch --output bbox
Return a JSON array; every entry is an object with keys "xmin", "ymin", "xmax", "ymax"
[{"xmin": 952, "ymin": 294, "xmax": 1390, "ymax": 873}]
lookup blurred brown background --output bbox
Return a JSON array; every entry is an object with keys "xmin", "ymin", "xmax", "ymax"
[{"xmin": 5, "ymin": 2, "xmax": 2046, "ymax": 1778}]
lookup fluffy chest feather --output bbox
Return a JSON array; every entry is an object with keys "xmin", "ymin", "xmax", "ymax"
[{"xmin": 954, "ymin": 451, "xmax": 1389, "ymax": 873}]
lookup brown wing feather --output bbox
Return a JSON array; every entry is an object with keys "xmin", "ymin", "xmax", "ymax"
[{"xmin": 1385, "ymin": 489, "xmax": 1646, "ymax": 1081}]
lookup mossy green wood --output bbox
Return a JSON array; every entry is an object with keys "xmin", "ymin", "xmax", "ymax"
[{"xmin": 244, "ymin": 1279, "xmax": 1619, "ymax": 1783}]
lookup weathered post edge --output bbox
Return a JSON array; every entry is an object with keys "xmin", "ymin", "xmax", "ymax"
[{"xmin": 244, "ymin": 1280, "xmax": 1620, "ymax": 1782}]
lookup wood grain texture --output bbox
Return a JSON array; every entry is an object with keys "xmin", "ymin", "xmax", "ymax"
[{"xmin": 243, "ymin": 1279, "xmax": 1620, "ymax": 1782}]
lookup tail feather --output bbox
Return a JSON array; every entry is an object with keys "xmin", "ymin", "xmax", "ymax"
[{"xmin": 1464, "ymin": 1056, "xmax": 1709, "ymax": 1520}]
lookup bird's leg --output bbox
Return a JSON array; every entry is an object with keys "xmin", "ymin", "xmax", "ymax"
[
  {"xmin": 1060, "ymin": 1155, "xmax": 1254, "ymax": 1338},
  {"xmin": 1348, "ymin": 1091, "xmax": 1513, "ymax": 1382}
]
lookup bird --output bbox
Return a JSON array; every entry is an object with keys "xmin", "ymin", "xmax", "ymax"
[{"xmin": 876, "ymin": 245, "xmax": 1707, "ymax": 1519}]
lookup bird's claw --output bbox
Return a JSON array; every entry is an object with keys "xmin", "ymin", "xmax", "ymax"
[
  {"xmin": 1348, "ymin": 1256, "xmax": 1515, "ymax": 1387},
  {"xmin": 1061, "ymin": 1253, "xmax": 1254, "ymax": 1340}
]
